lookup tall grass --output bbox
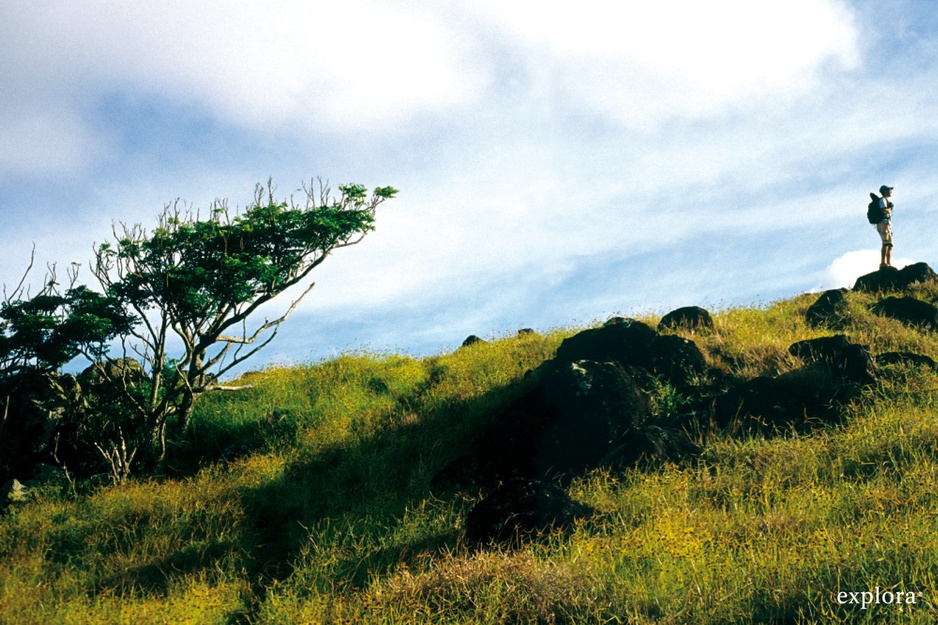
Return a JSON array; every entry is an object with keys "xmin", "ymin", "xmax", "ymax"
[{"xmin": 3, "ymin": 287, "xmax": 938, "ymax": 623}]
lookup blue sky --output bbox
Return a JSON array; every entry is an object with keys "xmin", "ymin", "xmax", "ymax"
[{"xmin": 3, "ymin": 0, "xmax": 938, "ymax": 371}]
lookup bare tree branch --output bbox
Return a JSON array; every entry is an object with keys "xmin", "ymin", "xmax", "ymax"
[
  {"xmin": 216, "ymin": 281, "xmax": 316, "ymax": 346},
  {"xmin": 3, "ymin": 244, "xmax": 37, "ymax": 303}
]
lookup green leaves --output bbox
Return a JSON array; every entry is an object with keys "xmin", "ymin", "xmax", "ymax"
[
  {"xmin": 109, "ymin": 184, "xmax": 390, "ymax": 321},
  {"xmin": 0, "ymin": 286, "xmax": 134, "ymax": 373},
  {"xmin": 373, "ymin": 186, "xmax": 399, "ymax": 199}
]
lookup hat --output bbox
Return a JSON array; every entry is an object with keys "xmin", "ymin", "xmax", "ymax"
[{"xmin": 880, "ymin": 185, "xmax": 894, "ymax": 194}]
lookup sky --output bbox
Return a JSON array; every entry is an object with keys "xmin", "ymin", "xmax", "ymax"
[{"xmin": 3, "ymin": 0, "xmax": 938, "ymax": 373}]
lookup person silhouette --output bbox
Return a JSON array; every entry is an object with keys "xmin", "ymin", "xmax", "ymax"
[{"xmin": 875, "ymin": 185, "xmax": 894, "ymax": 268}]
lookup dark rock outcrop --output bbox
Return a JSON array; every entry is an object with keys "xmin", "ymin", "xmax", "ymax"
[
  {"xmin": 649, "ymin": 334, "xmax": 708, "ymax": 388},
  {"xmin": 435, "ymin": 316, "xmax": 718, "ymax": 496},
  {"xmin": 854, "ymin": 266, "xmax": 899, "ymax": 292},
  {"xmin": 854, "ymin": 262, "xmax": 938, "ymax": 293},
  {"xmin": 460, "ymin": 335, "xmax": 487, "ymax": 348},
  {"xmin": 805, "ymin": 289, "xmax": 848, "ymax": 328},
  {"xmin": 896, "ymin": 262, "xmax": 938, "ymax": 287},
  {"xmin": 658, "ymin": 306, "xmax": 714, "ymax": 332},
  {"xmin": 464, "ymin": 478, "xmax": 593, "ymax": 544},
  {"xmin": 870, "ymin": 296, "xmax": 938, "ymax": 331},
  {"xmin": 433, "ymin": 359, "xmax": 652, "ymax": 490},
  {"xmin": 711, "ymin": 366, "xmax": 852, "ymax": 431},
  {"xmin": 556, "ymin": 319, "xmax": 658, "ymax": 367},
  {"xmin": 602, "ymin": 425, "xmax": 700, "ymax": 469},
  {"xmin": 712, "ymin": 334, "xmax": 876, "ymax": 431},
  {"xmin": 78, "ymin": 358, "xmax": 146, "ymax": 388},
  {"xmin": 555, "ymin": 319, "xmax": 707, "ymax": 389},
  {"xmin": 532, "ymin": 360, "xmax": 652, "ymax": 477},
  {"xmin": 789, "ymin": 335, "xmax": 876, "ymax": 385}
]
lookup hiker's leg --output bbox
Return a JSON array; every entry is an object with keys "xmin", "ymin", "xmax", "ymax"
[
  {"xmin": 877, "ymin": 223, "xmax": 893, "ymax": 267},
  {"xmin": 884, "ymin": 224, "xmax": 894, "ymax": 266}
]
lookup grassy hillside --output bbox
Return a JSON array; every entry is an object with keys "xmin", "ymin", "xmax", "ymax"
[{"xmin": 3, "ymin": 282, "xmax": 938, "ymax": 623}]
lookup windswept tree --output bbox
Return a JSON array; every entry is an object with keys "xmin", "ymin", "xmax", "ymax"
[{"xmin": 90, "ymin": 179, "xmax": 397, "ymax": 459}]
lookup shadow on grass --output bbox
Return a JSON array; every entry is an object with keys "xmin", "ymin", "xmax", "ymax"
[
  {"xmin": 95, "ymin": 539, "xmax": 236, "ymax": 595},
  {"xmin": 226, "ymin": 370, "xmax": 537, "ymax": 620}
]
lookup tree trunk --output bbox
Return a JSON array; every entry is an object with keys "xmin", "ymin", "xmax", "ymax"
[
  {"xmin": 176, "ymin": 390, "xmax": 196, "ymax": 437},
  {"xmin": 151, "ymin": 418, "xmax": 167, "ymax": 461}
]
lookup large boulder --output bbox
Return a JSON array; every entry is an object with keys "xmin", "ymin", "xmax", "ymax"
[
  {"xmin": 533, "ymin": 360, "xmax": 653, "ymax": 477},
  {"xmin": 805, "ymin": 289, "xmax": 848, "ymax": 328},
  {"xmin": 464, "ymin": 478, "xmax": 593, "ymax": 544},
  {"xmin": 870, "ymin": 296, "xmax": 938, "ymax": 331},
  {"xmin": 712, "ymin": 336, "xmax": 876, "ymax": 432},
  {"xmin": 556, "ymin": 319, "xmax": 658, "ymax": 368},
  {"xmin": 78, "ymin": 358, "xmax": 147, "ymax": 389},
  {"xmin": 602, "ymin": 424, "xmax": 700, "ymax": 469},
  {"xmin": 555, "ymin": 320, "xmax": 707, "ymax": 389},
  {"xmin": 896, "ymin": 262, "xmax": 938, "ymax": 287},
  {"xmin": 854, "ymin": 262, "xmax": 938, "ymax": 293},
  {"xmin": 432, "ymin": 359, "xmax": 652, "ymax": 489},
  {"xmin": 788, "ymin": 335, "xmax": 876, "ymax": 385},
  {"xmin": 711, "ymin": 365, "xmax": 859, "ymax": 432},
  {"xmin": 854, "ymin": 266, "xmax": 899, "ymax": 292},
  {"xmin": 657, "ymin": 306, "xmax": 714, "ymax": 332},
  {"xmin": 649, "ymin": 334, "xmax": 709, "ymax": 388}
]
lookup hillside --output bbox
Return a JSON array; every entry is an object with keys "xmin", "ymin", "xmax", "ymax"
[{"xmin": 3, "ymin": 264, "xmax": 938, "ymax": 623}]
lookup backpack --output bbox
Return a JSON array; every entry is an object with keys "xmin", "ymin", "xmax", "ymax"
[{"xmin": 867, "ymin": 192, "xmax": 883, "ymax": 224}]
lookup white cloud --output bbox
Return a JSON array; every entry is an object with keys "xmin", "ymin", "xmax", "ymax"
[
  {"xmin": 470, "ymin": 0, "xmax": 859, "ymax": 128},
  {"xmin": 818, "ymin": 249, "xmax": 878, "ymax": 289},
  {"xmin": 100, "ymin": 1, "xmax": 484, "ymax": 130},
  {"xmin": 0, "ymin": 0, "xmax": 486, "ymax": 170},
  {"xmin": 817, "ymin": 249, "xmax": 917, "ymax": 291},
  {"xmin": 1, "ymin": 0, "xmax": 861, "ymax": 148}
]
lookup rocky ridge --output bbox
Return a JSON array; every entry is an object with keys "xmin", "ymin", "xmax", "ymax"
[{"xmin": 438, "ymin": 262, "xmax": 938, "ymax": 544}]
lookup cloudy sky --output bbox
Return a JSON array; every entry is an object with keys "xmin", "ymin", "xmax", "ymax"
[{"xmin": 2, "ymin": 0, "xmax": 938, "ymax": 370}]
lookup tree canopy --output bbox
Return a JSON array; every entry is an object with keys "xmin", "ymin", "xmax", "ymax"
[{"xmin": 0, "ymin": 179, "xmax": 397, "ymax": 481}]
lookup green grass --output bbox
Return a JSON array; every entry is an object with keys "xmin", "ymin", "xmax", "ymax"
[{"xmin": 4, "ymin": 286, "xmax": 938, "ymax": 623}]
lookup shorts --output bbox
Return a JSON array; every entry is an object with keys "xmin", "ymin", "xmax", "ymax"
[{"xmin": 876, "ymin": 222, "xmax": 893, "ymax": 246}]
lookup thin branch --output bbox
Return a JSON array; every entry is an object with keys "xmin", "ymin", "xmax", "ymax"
[
  {"xmin": 216, "ymin": 324, "xmax": 282, "ymax": 378},
  {"xmin": 216, "ymin": 280, "xmax": 316, "ymax": 346},
  {"xmin": 4, "ymin": 244, "xmax": 36, "ymax": 303}
]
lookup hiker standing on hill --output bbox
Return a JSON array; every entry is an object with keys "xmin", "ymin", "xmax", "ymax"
[{"xmin": 875, "ymin": 184, "xmax": 894, "ymax": 268}]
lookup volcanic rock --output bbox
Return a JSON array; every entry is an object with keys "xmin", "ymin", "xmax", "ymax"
[
  {"xmin": 788, "ymin": 335, "xmax": 876, "ymax": 384},
  {"xmin": 854, "ymin": 262, "xmax": 938, "ymax": 293},
  {"xmin": 460, "ymin": 335, "xmax": 487, "ymax": 348},
  {"xmin": 805, "ymin": 289, "xmax": 848, "ymax": 328},
  {"xmin": 464, "ymin": 479, "xmax": 593, "ymax": 544},
  {"xmin": 870, "ymin": 296, "xmax": 938, "ymax": 331},
  {"xmin": 432, "ymin": 359, "xmax": 651, "ymax": 489},
  {"xmin": 657, "ymin": 306, "xmax": 714, "ymax": 332}
]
